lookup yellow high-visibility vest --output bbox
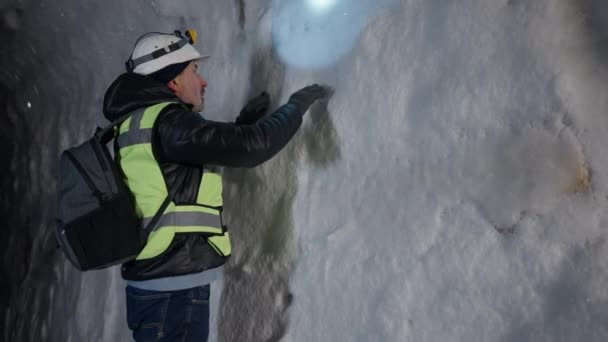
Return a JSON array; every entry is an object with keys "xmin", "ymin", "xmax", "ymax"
[{"xmin": 116, "ymin": 102, "xmax": 231, "ymax": 260}]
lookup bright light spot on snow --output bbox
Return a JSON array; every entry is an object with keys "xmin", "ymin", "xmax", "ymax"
[
  {"xmin": 272, "ymin": 1, "xmax": 398, "ymax": 68},
  {"xmin": 307, "ymin": 0, "xmax": 337, "ymax": 13}
]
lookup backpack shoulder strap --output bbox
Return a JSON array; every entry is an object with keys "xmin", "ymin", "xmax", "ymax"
[{"xmin": 95, "ymin": 112, "xmax": 134, "ymax": 144}]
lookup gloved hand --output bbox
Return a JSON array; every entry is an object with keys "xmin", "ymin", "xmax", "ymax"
[
  {"xmin": 287, "ymin": 84, "xmax": 327, "ymax": 114},
  {"xmin": 235, "ymin": 91, "xmax": 270, "ymax": 125}
]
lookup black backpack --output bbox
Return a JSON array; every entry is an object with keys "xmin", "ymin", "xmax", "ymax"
[{"xmin": 55, "ymin": 114, "xmax": 173, "ymax": 271}]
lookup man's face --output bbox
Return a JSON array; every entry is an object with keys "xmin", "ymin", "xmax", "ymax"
[{"xmin": 169, "ymin": 61, "xmax": 208, "ymax": 112}]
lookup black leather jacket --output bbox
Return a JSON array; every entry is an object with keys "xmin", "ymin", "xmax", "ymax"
[{"xmin": 103, "ymin": 73, "xmax": 304, "ymax": 280}]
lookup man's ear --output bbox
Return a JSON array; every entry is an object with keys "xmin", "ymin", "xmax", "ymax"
[{"xmin": 167, "ymin": 79, "xmax": 178, "ymax": 92}]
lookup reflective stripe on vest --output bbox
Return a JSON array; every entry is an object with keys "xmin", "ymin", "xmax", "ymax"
[{"xmin": 116, "ymin": 102, "xmax": 231, "ymax": 260}]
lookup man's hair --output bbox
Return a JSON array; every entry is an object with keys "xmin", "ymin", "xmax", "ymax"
[{"xmin": 148, "ymin": 61, "xmax": 190, "ymax": 84}]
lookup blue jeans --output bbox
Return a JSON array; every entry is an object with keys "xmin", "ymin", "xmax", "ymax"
[{"xmin": 126, "ymin": 284, "xmax": 210, "ymax": 342}]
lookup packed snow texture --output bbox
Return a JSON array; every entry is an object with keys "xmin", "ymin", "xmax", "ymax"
[{"xmin": 2, "ymin": 0, "xmax": 608, "ymax": 341}]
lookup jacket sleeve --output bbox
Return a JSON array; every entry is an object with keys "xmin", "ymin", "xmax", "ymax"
[{"xmin": 153, "ymin": 103, "xmax": 304, "ymax": 168}]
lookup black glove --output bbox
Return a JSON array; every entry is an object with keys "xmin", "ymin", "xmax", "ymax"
[
  {"xmin": 287, "ymin": 84, "xmax": 327, "ymax": 114},
  {"xmin": 235, "ymin": 91, "xmax": 270, "ymax": 125}
]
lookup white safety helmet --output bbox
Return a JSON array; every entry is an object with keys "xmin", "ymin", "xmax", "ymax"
[{"xmin": 125, "ymin": 29, "xmax": 209, "ymax": 75}]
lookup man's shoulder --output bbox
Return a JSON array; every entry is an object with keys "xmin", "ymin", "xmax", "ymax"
[
  {"xmin": 154, "ymin": 103, "xmax": 207, "ymax": 136},
  {"xmin": 155, "ymin": 102, "xmax": 199, "ymax": 121}
]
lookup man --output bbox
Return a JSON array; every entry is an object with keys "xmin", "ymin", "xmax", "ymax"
[{"xmin": 102, "ymin": 30, "xmax": 327, "ymax": 341}]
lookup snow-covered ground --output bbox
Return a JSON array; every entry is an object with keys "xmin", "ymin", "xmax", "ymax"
[{"xmin": 3, "ymin": 0, "xmax": 608, "ymax": 341}]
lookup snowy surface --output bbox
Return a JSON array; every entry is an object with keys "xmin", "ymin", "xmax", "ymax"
[
  {"xmin": 286, "ymin": 1, "xmax": 608, "ymax": 341},
  {"xmin": 3, "ymin": 0, "xmax": 608, "ymax": 341}
]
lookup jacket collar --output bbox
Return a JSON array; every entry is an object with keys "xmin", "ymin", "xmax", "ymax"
[{"xmin": 103, "ymin": 72, "xmax": 189, "ymax": 121}]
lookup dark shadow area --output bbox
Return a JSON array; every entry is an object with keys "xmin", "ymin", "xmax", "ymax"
[
  {"xmin": 235, "ymin": 0, "xmax": 246, "ymax": 30},
  {"xmin": 500, "ymin": 238, "xmax": 608, "ymax": 342},
  {"xmin": 218, "ymin": 7, "xmax": 340, "ymax": 340},
  {"xmin": 0, "ymin": 6, "xmax": 33, "ymax": 340},
  {"xmin": 302, "ymin": 88, "xmax": 340, "ymax": 169},
  {"xmin": 218, "ymin": 6, "xmax": 292, "ymax": 340},
  {"xmin": 0, "ymin": 78, "xmax": 18, "ymax": 342},
  {"xmin": 577, "ymin": 0, "xmax": 608, "ymax": 60}
]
